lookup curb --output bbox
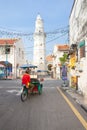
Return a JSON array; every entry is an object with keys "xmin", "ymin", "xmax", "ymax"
[
  {"xmin": 75, "ymin": 99, "xmax": 87, "ymax": 112},
  {"xmin": 80, "ymin": 104, "xmax": 87, "ymax": 112},
  {"xmin": 61, "ymin": 86, "xmax": 87, "ymax": 113}
]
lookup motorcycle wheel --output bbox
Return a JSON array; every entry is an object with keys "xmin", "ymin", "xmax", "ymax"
[{"xmin": 21, "ymin": 90, "xmax": 28, "ymax": 102}]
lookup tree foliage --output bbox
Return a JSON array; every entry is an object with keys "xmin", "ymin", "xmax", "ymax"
[{"xmin": 59, "ymin": 53, "xmax": 68, "ymax": 65}]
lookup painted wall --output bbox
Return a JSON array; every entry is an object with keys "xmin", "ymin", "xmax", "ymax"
[
  {"xmin": 69, "ymin": 0, "xmax": 87, "ymax": 96},
  {"xmin": 0, "ymin": 38, "xmax": 26, "ymax": 79},
  {"xmin": 53, "ymin": 45, "xmax": 67, "ymax": 79}
]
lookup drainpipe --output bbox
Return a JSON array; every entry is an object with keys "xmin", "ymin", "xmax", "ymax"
[{"xmin": 76, "ymin": 45, "xmax": 78, "ymax": 90}]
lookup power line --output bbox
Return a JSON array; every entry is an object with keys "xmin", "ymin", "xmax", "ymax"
[
  {"xmin": 0, "ymin": 26, "xmax": 69, "ymax": 51},
  {"xmin": 0, "ymin": 26, "xmax": 69, "ymax": 36},
  {"xmin": 46, "ymin": 31, "xmax": 68, "ymax": 44}
]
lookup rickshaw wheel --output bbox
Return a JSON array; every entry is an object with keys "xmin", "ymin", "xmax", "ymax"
[
  {"xmin": 21, "ymin": 91, "xmax": 28, "ymax": 102},
  {"xmin": 39, "ymin": 90, "xmax": 42, "ymax": 95},
  {"xmin": 38, "ymin": 84, "xmax": 42, "ymax": 95}
]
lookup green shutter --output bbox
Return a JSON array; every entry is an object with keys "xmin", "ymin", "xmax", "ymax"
[{"xmin": 78, "ymin": 40, "xmax": 85, "ymax": 48}]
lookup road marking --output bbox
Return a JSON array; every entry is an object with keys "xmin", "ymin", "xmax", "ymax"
[
  {"xmin": 3, "ymin": 86, "xmax": 55, "ymax": 96},
  {"xmin": 43, "ymin": 86, "xmax": 55, "ymax": 88},
  {"xmin": 0, "ymin": 86, "xmax": 22, "ymax": 89},
  {"xmin": 16, "ymin": 89, "xmax": 23, "ymax": 95},
  {"xmin": 6, "ymin": 89, "xmax": 22, "ymax": 96},
  {"xmin": 57, "ymin": 87, "xmax": 87, "ymax": 130},
  {"xmin": 7, "ymin": 90, "xmax": 18, "ymax": 93}
]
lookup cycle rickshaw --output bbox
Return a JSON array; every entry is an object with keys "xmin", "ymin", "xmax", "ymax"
[{"xmin": 20, "ymin": 64, "xmax": 44, "ymax": 102}]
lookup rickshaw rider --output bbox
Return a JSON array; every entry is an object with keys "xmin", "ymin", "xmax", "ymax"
[{"xmin": 22, "ymin": 69, "xmax": 34, "ymax": 91}]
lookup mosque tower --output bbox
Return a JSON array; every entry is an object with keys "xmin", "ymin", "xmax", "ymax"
[{"xmin": 33, "ymin": 15, "xmax": 46, "ymax": 71}]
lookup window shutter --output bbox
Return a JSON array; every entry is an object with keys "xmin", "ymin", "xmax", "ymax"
[{"xmin": 80, "ymin": 46, "xmax": 85, "ymax": 58}]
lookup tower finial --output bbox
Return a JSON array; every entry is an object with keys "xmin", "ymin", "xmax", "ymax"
[{"xmin": 37, "ymin": 13, "xmax": 42, "ymax": 20}]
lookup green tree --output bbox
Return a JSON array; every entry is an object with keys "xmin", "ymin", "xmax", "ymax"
[{"xmin": 59, "ymin": 53, "xmax": 68, "ymax": 65}]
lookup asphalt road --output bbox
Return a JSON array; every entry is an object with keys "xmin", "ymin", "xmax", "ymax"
[{"xmin": 0, "ymin": 78, "xmax": 86, "ymax": 130}]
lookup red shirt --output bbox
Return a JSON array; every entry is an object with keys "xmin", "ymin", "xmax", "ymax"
[{"xmin": 22, "ymin": 73, "xmax": 30, "ymax": 86}]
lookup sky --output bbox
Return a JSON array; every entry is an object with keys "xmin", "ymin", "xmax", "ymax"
[{"xmin": 0, "ymin": 0, "xmax": 74, "ymax": 62}]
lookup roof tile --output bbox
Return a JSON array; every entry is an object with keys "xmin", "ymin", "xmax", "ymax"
[
  {"xmin": 57, "ymin": 44, "xmax": 69, "ymax": 51},
  {"xmin": 0, "ymin": 39, "xmax": 18, "ymax": 45}
]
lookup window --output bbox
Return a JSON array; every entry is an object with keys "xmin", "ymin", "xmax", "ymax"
[
  {"xmin": 5, "ymin": 46, "xmax": 10, "ymax": 54},
  {"xmin": 80, "ymin": 45, "xmax": 85, "ymax": 58},
  {"xmin": 79, "ymin": 40, "xmax": 85, "ymax": 58}
]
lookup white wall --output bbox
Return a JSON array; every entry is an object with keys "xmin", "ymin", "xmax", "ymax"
[
  {"xmin": 0, "ymin": 38, "xmax": 26, "ymax": 79},
  {"xmin": 13, "ymin": 39, "xmax": 26, "ymax": 78},
  {"xmin": 69, "ymin": 0, "xmax": 87, "ymax": 96},
  {"xmin": 53, "ymin": 45, "xmax": 65, "ymax": 79},
  {"xmin": 78, "ymin": 39, "xmax": 87, "ymax": 96}
]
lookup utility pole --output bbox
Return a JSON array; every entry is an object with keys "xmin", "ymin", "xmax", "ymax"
[{"xmin": 5, "ymin": 42, "xmax": 8, "ymax": 79}]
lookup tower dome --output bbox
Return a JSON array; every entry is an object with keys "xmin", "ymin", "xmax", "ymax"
[
  {"xmin": 35, "ymin": 14, "xmax": 44, "ymax": 33},
  {"xmin": 37, "ymin": 14, "xmax": 42, "ymax": 20}
]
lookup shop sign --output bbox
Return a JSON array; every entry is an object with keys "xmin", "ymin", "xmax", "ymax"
[{"xmin": 78, "ymin": 40, "xmax": 85, "ymax": 48}]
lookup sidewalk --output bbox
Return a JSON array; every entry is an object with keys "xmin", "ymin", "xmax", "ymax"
[{"xmin": 61, "ymin": 86, "xmax": 87, "ymax": 112}]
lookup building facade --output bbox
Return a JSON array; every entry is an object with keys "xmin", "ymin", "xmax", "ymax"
[
  {"xmin": 0, "ymin": 38, "xmax": 26, "ymax": 79},
  {"xmin": 52, "ymin": 44, "xmax": 69, "ymax": 79},
  {"xmin": 33, "ymin": 15, "xmax": 46, "ymax": 71},
  {"xmin": 69, "ymin": 0, "xmax": 87, "ymax": 96},
  {"xmin": 46, "ymin": 55, "xmax": 53, "ymax": 76}
]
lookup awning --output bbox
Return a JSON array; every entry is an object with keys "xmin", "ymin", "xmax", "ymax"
[
  {"xmin": 20, "ymin": 64, "xmax": 37, "ymax": 69},
  {"xmin": 37, "ymin": 70, "xmax": 47, "ymax": 72},
  {"xmin": 0, "ymin": 61, "xmax": 12, "ymax": 67}
]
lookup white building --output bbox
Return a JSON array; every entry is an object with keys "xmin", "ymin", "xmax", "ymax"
[
  {"xmin": 46, "ymin": 55, "xmax": 53, "ymax": 73},
  {"xmin": 0, "ymin": 38, "xmax": 26, "ymax": 78},
  {"xmin": 46, "ymin": 55, "xmax": 53, "ymax": 70},
  {"xmin": 52, "ymin": 44, "xmax": 69, "ymax": 79},
  {"xmin": 69, "ymin": 0, "xmax": 87, "ymax": 96},
  {"xmin": 33, "ymin": 15, "xmax": 46, "ymax": 71}
]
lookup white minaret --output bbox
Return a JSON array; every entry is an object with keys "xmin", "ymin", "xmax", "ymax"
[{"xmin": 33, "ymin": 15, "xmax": 46, "ymax": 71}]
